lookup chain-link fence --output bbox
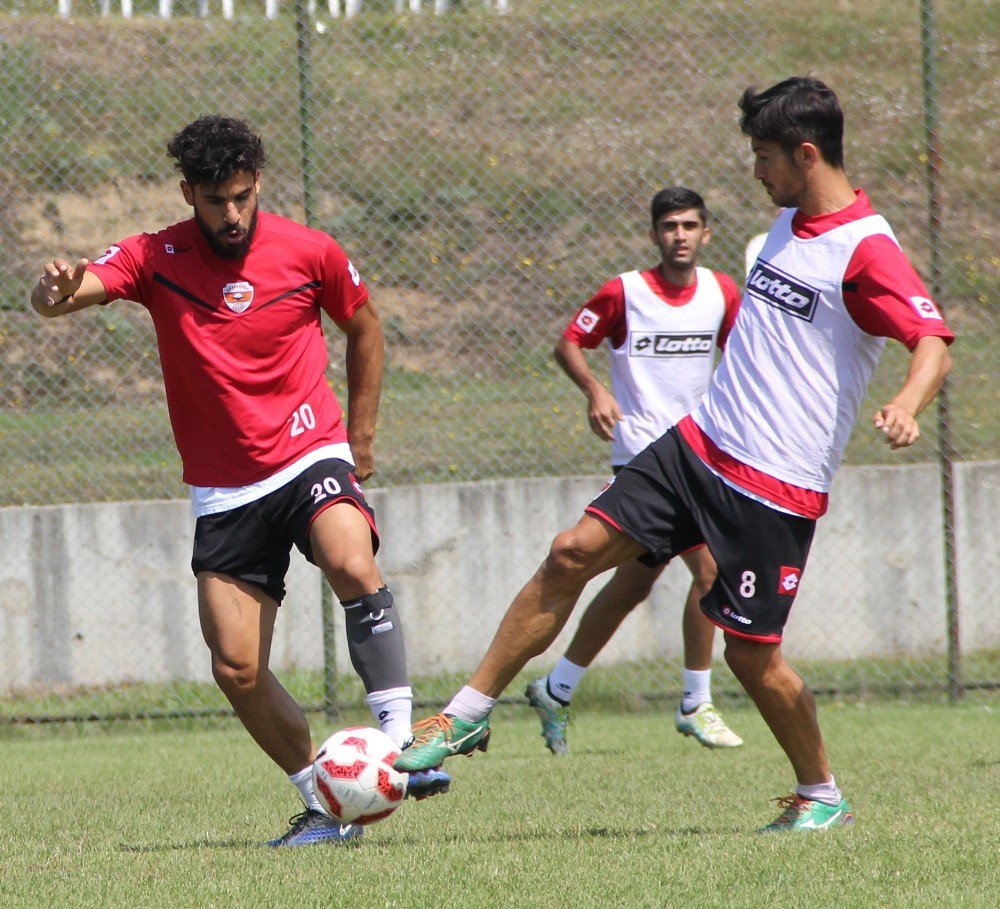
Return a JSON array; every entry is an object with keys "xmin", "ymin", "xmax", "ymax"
[{"xmin": 1, "ymin": 0, "xmax": 997, "ymax": 724}]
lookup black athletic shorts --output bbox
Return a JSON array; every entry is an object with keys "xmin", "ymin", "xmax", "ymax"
[
  {"xmin": 191, "ymin": 459, "xmax": 378, "ymax": 603},
  {"xmin": 587, "ymin": 427, "xmax": 815, "ymax": 642}
]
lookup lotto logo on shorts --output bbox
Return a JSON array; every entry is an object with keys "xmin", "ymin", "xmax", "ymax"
[
  {"xmin": 747, "ymin": 262, "xmax": 819, "ymax": 321},
  {"xmin": 778, "ymin": 566, "xmax": 802, "ymax": 596}
]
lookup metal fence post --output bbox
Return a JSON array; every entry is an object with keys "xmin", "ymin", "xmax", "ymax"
[
  {"xmin": 920, "ymin": 0, "xmax": 962, "ymax": 701},
  {"xmin": 294, "ymin": 0, "xmax": 318, "ymax": 230}
]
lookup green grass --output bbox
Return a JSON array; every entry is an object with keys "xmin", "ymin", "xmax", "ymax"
[
  {"xmin": 1, "ymin": 333, "xmax": 993, "ymax": 505},
  {"xmin": 1, "ymin": 701, "xmax": 998, "ymax": 908},
  {"xmin": 5, "ymin": 648, "xmax": 998, "ymax": 726}
]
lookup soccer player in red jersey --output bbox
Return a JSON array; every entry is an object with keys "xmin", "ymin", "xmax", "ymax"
[
  {"xmin": 31, "ymin": 116, "xmax": 448, "ymax": 847},
  {"xmin": 526, "ymin": 188, "xmax": 745, "ymax": 754},
  {"xmin": 396, "ymin": 79, "xmax": 954, "ymax": 833}
]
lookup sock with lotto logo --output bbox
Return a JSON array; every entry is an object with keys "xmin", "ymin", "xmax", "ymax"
[
  {"xmin": 366, "ymin": 686, "xmax": 414, "ymax": 748},
  {"xmin": 547, "ymin": 657, "xmax": 587, "ymax": 705},
  {"xmin": 681, "ymin": 668, "xmax": 712, "ymax": 714}
]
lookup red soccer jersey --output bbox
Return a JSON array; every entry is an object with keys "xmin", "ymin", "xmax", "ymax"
[{"xmin": 88, "ymin": 212, "xmax": 369, "ymax": 487}]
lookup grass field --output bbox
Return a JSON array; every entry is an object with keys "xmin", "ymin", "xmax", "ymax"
[{"xmin": 2, "ymin": 700, "xmax": 998, "ymax": 908}]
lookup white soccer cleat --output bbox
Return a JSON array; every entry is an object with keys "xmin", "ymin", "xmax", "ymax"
[{"xmin": 674, "ymin": 702, "xmax": 744, "ymax": 748}]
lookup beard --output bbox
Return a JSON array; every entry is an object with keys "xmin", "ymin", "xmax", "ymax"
[{"xmin": 196, "ymin": 208, "xmax": 258, "ymax": 260}]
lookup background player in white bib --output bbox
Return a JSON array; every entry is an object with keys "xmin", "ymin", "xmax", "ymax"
[
  {"xmin": 526, "ymin": 188, "xmax": 744, "ymax": 753},
  {"xmin": 396, "ymin": 78, "xmax": 954, "ymax": 834},
  {"xmin": 30, "ymin": 116, "xmax": 448, "ymax": 847}
]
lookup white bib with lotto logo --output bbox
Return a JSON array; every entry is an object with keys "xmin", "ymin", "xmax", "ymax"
[
  {"xmin": 608, "ymin": 267, "xmax": 725, "ymax": 464},
  {"xmin": 693, "ymin": 209, "xmax": 894, "ymax": 492}
]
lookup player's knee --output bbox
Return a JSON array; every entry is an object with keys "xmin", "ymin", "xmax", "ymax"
[
  {"xmin": 211, "ymin": 655, "xmax": 263, "ymax": 697},
  {"xmin": 690, "ymin": 575, "xmax": 714, "ymax": 599},
  {"xmin": 546, "ymin": 528, "xmax": 596, "ymax": 577},
  {"xmin": 617, "ymin": 574, "xmax": 656, "ymax": 605},
  {"xmin": 323, "ymin": 550, "xmax": 377, "ymax": 590}
]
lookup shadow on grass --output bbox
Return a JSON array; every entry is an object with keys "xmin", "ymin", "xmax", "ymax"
[
  {"xmin": 118, "ymin": 837, "xmax": 365, "ymax": 852},
  {"xmin": 117, "ymin": 822, "xmax": 730, "ymax": 852}
]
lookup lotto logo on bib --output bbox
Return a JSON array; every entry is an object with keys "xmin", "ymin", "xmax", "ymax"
[
  {"xmin": 223, "ymin": 281, "xmax": 255, "ymax": 313},
  {"xmin": 747, "ymin": 262, "xmax": 819, "ymax": 321},
  {"xmin": 630, "ymin": 332, "xmax": 713, "ymax": 357}
]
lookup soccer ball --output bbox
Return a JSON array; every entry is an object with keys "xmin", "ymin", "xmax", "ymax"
[{"xmin": 312, "ymin": 726, "xmax": 407, "ymax": 825}]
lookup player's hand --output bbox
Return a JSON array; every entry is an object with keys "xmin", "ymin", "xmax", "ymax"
[
  {"xmin": 36, "ymin": 257, "xmax": 91, "ymax": 308},
  {"xmin": 873, "ymin": 404, "xmax": 920, "ymax": 450},
  {"xmin": 586, "ymin": 386, "xmax": 622, "ymax": 442},
  {"xmin": 351, "ymin": 439, "xmax": 375, "ymax": 481}
]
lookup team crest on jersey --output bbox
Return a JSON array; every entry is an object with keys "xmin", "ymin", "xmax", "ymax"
[
  {"xmin": 631, "ymin": 332, "xmax": 713, "ymax": 357},
  {"xmin": 778, "ymin": 566, "xmax": 802, "ymax": 596},
  {"xmin": 747, "ymin": 261, "xmax": 819, "ymax": 321},
  {"xmin": 222, "ymin": 281, "xmax": 255, "ymax": 313}
]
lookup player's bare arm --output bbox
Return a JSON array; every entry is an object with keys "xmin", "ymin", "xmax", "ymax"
[
  {"xmin": 873, "ymin": 335, "xmax": 953, "ymax": 450},
  {"xmin": 30, "ymin": 258, "xmax": 108, "ymax": 317},
  {"xmin": 554, "ymin": 336, "xmax": 622, "ymax": 442},
  {"xmin": 337, "ymin": 300, "xmax": 385, "ymax": 480}
]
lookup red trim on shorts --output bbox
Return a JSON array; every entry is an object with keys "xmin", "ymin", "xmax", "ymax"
[
  {"xmin": 583, "ymin": 505, "xmax": 625, "ymax": 533},
  {"xmin": 307, "ymin": 495, "xmax": 379, "ymax": 539},
  {"xmin": 703, "ymin": 611, "xmax": 783, "ymax": 644},
  {"xmin": 678, "ymin": 541, "xmax": 707, "ymax": 556},
  {"xmin": 677, "ymin": 416, "xmax": 828, "ymax": 519}
]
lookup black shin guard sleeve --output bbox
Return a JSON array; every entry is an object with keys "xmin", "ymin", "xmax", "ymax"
[{"xmin": 341, "ymin": 586, "xmax": 408, "ymax": 692}]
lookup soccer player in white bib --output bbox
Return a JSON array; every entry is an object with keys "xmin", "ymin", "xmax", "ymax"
[
  {"xmin": 30, "ymin": 116, "xmax": 449, "ymax": 847},
  {"xmin": 525, "ymin": 188, "xmax": 744, "ymax": 754},
  {"xmin": 396, "ymin": 77, "xmax": 955, "ymax": 833}
]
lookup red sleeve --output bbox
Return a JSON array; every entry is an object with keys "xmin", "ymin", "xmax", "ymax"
[
  {"xmin": 842, "ymin": 235, "xmax": 955, "ymax": 349},
  {"xmin": 86, "ymin": 235, "xmax": 148, "ymax": 305},
  {"xmin": 713, "ymin": 271, "xmax": 743, "ymax": 350},
  {"xmin": 561, "ymin": 277, "xmax": 627, "ymax": 349},
  {"xmin": 319, "ymin": 237, "xmax": 369, "ymax": 322}
]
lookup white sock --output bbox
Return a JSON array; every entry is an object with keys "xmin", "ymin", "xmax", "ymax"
[
  {"xmin": 289, "ymin": 764, "xmax": 323, "ymax": 813},
  {"xmin": 796, "ymin": 777, "xmax": 843, "ymax": 806},
  {"xmin": 547, "ymin": 657, "xmax": 587, "ymax": 704},
  {"xmin": 444, "ymin": 686, "xmax": 496, "ymax": 723},
  {"xmin": 681, "ymin": 668, "xmax": 712, "ymax": 713},
  {"xmin": 366, "ymin": 686, "xmax": 414, "ymax": 748}
]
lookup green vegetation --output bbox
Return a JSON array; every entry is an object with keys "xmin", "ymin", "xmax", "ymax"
[
  {"xmin": 1, "ymin": 0, "xmax": 996, "ymax": 505},
  {"xmin": 1, "ymin": 701, "xmax": 998, "ymax": 908},
  {"xmin": 5, "ymin": 649, "xmax": 998, "ymax": 725}
]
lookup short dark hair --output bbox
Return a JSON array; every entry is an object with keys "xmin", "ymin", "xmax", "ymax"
[
  {"xmin": 739, "ymin": 76, "xmax": 844, "ymax": 168},
  {"xmin": 166, "ymin": 115, "xmax": 266, "ymax": 187},
  {"xmin": 650, "ymin": 187, "xmax": 708, "ymax": 230}
]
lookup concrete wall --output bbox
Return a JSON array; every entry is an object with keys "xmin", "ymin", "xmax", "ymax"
[{"xmin": 0, "ymin": 462, "xmax": 996, "ymax": 694}]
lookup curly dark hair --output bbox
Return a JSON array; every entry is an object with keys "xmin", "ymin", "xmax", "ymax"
[{"xmin": 166, "ymin": 115, "xmax": 266, "ymax": 187}]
